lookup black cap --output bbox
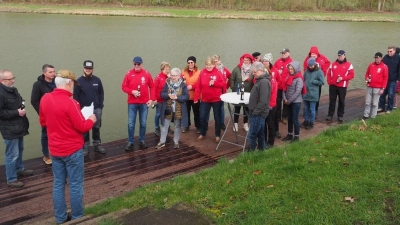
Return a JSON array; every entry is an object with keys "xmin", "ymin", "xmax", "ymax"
[
  {"xmin": 252, "ymin": 52, "xmax": 261, "ymax": 58},
  {"xmin": 83, "ymin": 60, "xmax": 94, "ymax": 69},
  {"xmin": 374, "ymin": 52, "xmax": 383, "ymax": 58},
  {"xmin": 187, "ymin": 56, "xmax": 196, "ymax": 63},
  {"xmin": 338, "ymin": 50, "xmax": 346, "ymax": 56},
  {"xmin": 280, "ymin": 48, "xmax": 290, "ymax": 54}
]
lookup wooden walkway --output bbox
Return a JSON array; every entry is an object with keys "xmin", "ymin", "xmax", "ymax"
[{"xmin": 0, "ymin": 89, "xmax": 366, "ymax": 225}]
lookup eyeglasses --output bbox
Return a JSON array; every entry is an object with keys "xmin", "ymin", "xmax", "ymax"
[
  {"xmin": 187, "ymin": 61, "xmax": 194, "ymax": 64},
  {"xmin": 134, "ymin": 63, "xmax": 141, "ymax": 66},
  {"xmin": 3, "ymin": 77, "xmax": 15, "ymax": 81},
  {"xmin": 388, "ymin": 51, "xmax": 393, "ymax": 53},
  {"xmin": 171, "ymin": 74, "xmax": 180, "ymax": 77}
]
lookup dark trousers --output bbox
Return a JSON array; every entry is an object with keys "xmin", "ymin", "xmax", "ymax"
[
  {"xmin": 200, "ymin": 101, "xmax": 222, "ymax": 137},
  {"xmin": 186, "ymin": 100, "xmax": 200, "ymax": 129},
  {"xmin": 265, "ymin": 106, "xmax": 277, "ymax": 146},
  {"xmin": 288, "ymin": 102, "xmax": 301, "ymax": 136},
  {"xmin": 277, "ymin": 89, "xmax": 288, "ymax": 120},
  {"xmin": 328, "ymin": 85, "xmax": 347, "ymax": 118},
  {"xmin": 315, "ymin": 85, "xmax": 322, "ymax": 113},
  {"xmin": 234, "ymin": 105, "xmax": 248, "ymax": 123}
]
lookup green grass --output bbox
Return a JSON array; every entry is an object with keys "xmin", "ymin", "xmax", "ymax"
[
  {"xmin": 1, "ymin": 3, "xmax": 400, "ymax": 22},
  {"xmin": 85, "ymin": 111, "xmax": 400, "ymax": 224}
]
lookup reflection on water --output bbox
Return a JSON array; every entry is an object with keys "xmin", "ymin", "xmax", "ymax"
[{"xmin": 0, "ymin": 12, "xmax": 400, "ymax": 162}]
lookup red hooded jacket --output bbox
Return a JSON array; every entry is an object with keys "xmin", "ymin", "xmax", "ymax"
[
  {"xmin": 274, "ymin": 56, "xmax": 293, "ymax": 90},
  {"xmin": 303, "ymin": 46, "xmax": 331, "ymax": 76},
  {"xmin": 152, "ymin": 72, "xmax": 168, "ymax": 103}
]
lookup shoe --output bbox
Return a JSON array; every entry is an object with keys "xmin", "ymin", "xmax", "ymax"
[
  {"xmin": 83, "ymin": 146, "xmax": 89, "ymax": 156},
  {"xmin": 300, "ymin": 121, "xmax": 308, "ymax": 128},
  {"xmin": 220, "ymin": 123, "xmax": 226, "ymax": 130},
  {"xmin": 196, "ymin": 128, "xmax": 201, "ymax": 134},
  {"xmin": 57, "ymin": 212, "xmax": 71, "ymax": 225},
  {"xmin": 243, "ymin": 123, "xmax": 249, "ymax": 132},
  {"xmin": 361, "ymin": 116, "xmax": 369, "ymax": 120},
  {"xmin": 156, "ymin": 142, "xmax": 165, "ymax": 149},
  {"xmin": 386, "ymin": 110, "xmax": 391, "ymax": 114},
  {"xmin": 174, "ymin": 142, "xmax": 179, "ymax": 149},
  {"xmin": 291, "ymin": 136, "xmax": 300, "ymax": 143},
  {"xmin": 139, "ymin": 141, "xmax": 148, "ymax": 149},
  {"xmin": 326, "ymin": 115, "xmax": 332, "ymax": 121},
  {"xmin": 17, "ymin": 169, "xmax": 33, "ymax": 177},
  {"xmin": 196, "ymin": 135, "xmax": 206, "ymax": 141},
  {"xmin": 306, "ymin": 122, "xmax": 314, "ymax": 130},
  {"xmin": 265, "ymin": 144, "xmax": 273, "ymax": 149},
  {"xmin": 275, "ymin": 131, "xmax": 281, "ymax": 138},
  {"xmin": 43, "ymin": 156, "xmax": 52, "ymax": 165},
  {"xmin": 182, "ymin": 127, "xmax": 189, "ymax": 133},
  {"xmin": 155, "ymin": 128, "xmax": 161, "ymax": 136},
  {"xmin": 394, "ymin": 106, "xmax": 397, "ymax": 109},
  {"xmin": 7, "ymin": 180, "xmax": 24, "ymax": 188},
  {"xmin": 214, "ymin": 137, "xmax": 220, "ymax": 143},
  {"xmin": 125, "ymin": 143, "xmax": 134, "ymax": 151},
  {"xmin": 338, "ymin": 117, "xmax": 343, "ymax": 123},
  {"xmin": 282, "ymin": 118, "xmax": 288, "ymax": 124},
  {"xmin": 377, "ymin": 108, "xmax": 383, "ymax": 112},
  {"xmin": 94, "ymin": 145, "xmax": 106, "ymax": 154},
  {"xmin": 168, "ymin": 127, "xmax": 174, "ymax": 134},
  {"xmin": 233, "ymin": 123, "xmax": 238, "ymax": 132},
  {"xmin": 282, "ymin": 134, "xmax": 293, "ymax": 141}
]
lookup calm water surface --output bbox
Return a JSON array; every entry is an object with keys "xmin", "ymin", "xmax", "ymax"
[{"xmin": 1, "ymin": 12, "xmax": 400, "ymax": 163}]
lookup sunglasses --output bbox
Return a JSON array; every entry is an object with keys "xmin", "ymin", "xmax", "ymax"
[
  {"xmin": 134, "ymin": 63, "xmax": 142, "ymax": 66},
  {"xmin": 388, "ymin": 51, "xmax": 393, "ymax": 53},
  {"xmin": 187, "ymin": 61, "xmax": 194, "ymax": 64}
]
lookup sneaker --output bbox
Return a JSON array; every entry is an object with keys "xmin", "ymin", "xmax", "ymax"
[
  {"xmin": 43, "ymin": 156, "xmax": 52, "ymax": 165},
  {"xmin": 181, "ymin": 127, "xmax": 188, "ymax": 133},
  {"xmin": 282, "ymin": 118, "xmax": 288, "ymax": 124},
  {"xmin": 196, "ymin": 128, "xmax": 201, "ymax": 134},
  {"xmin": 394, "ymin": 106, "xmax": 397, "ymax": 109},
  {"xmin": 265, "ymin": 144, "xmax": 273, "ymax": 149},
  {"xmin": 7, "ymin": 180, "xmax": 24, "ymax": 188},
  {"xmin": 57, "ymin": 212, "xmax": 71, "ymax": 225},
  {"xmin": 338, "ymin": 117, "xmax": 343, "ymax": 123},
  {"xmin": 174, "ymin": 142, "xmax": 179, "ymax": 149},
  {"xmin": 326, "ymin": 115, "xmax": 332, "ymax": 121},
  {"xmin": 156, "ymin": 142, "xmax": 165, "ymax": 149},
  {"xmin": 220, "ymin": 123, "xmax": 226, "ymax": 130},
  {"xmin": 83, "ymin": 146, "xmax": 89, "ymax": 156},
  {"xmin": 300, "ymin": 121, "xmax": 308, "ymax": 128},
  {"xmin": 243, "ymin": 123, "xmax": 249, "ymax": 132},
  {"xmin": 139, "ymin": 140, "xmax": 148, "ymax": 149},
  {"xmin": 214, "ymin": 137, "xmax": 220, "ymax": 143},
  {"xmin": 17, "ymin": 169, "xmax": 33, "ymax": 177},
  {"xmin": 94, "ymin": 145, "xmax": 106, "ymax": 154},
  {"xmin": 291, "ymin": 136, "xmax": 300, "ymax": 143},
  {"xmin": 377, "ymin": 108, "xmax": 383, "ymax": 112},
  {"xmin": 233, "ymin": 123, "xmax": 238, "ymax": 132},
  {"xmin": 275, "ymin": 131, "xmax": 281, "ymax": 138},
  {"xmin": 282, "ymin": 134, "xmax": 293, "ymax": 141},
  {"xmin": 386, "ymin": 110, "xmax": 391, "ymax": 114},
  {"xmin": 361, "ymin": 116, "xmax": 369, "ymax": 120},
  {"xmin": 196, "ymin": 135, "xmax": 206, "ymax": 141},
  {"xmin": 125, "ymin": 143, "xmax": 134, "ymax": 151},
  {"xmin": 155, "ymin": 128, "xmax": 161, "ymax": 136},
  {"xmin": 306, "ymin": 122, "xmax": 314, "ymax": 130}
]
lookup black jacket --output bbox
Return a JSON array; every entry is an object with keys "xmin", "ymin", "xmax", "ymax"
[
  {"xmin": 30, "ymin": 75, "xmax": 55, "ymax": 114},
  {"xmin": 383, "ymin": 54, "xmax": 400, "ymax": 82},
  {"xmin": 0, "ymin": 84, "xmax": 29, "ymax": 139},
  {"xmin": 73, "ymin": 74, "xmax": 104, "ymax": 109}
]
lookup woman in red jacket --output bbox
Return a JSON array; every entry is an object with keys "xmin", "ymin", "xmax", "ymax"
[
  {"xmin": 151, "ymin": 62, "xmax": 170, "ymax": 136},
  {"xmin": 212, "ymin": 54, "xmax": 231, "ymax": 131},
  {"xmin": 194, "ymin": 57, "xmax": 225, "ymax": 143}
]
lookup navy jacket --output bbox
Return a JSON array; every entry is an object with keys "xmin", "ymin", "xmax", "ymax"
[
  {"xmin": 73, "ymin": 75, "xmax": 104, "ymax": 109},
  {"xmin": 382, "ymin": 54, "xmax": 400, "ymax": 82}
]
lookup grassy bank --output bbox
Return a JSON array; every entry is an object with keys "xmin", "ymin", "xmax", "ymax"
[
  {"xmin": 0, "ymin": 3, "xmax": 400, "ymax": 22},
  {"xmin": 86, "ymin": 111, "xmax": 400, "ymax": 224}
]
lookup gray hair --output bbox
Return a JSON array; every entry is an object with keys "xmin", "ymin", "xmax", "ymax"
[
  {"xmin": 54, "ymin": 76, "xmax": 73, "ymax": 87},
  {"xmin": 0, "ymin": 69, "xmax": 11, "ymax": 79},
  {"xmin": 42, "ymin": 64, "xmax": 54, "ymax": 73},
  {"xmin": 170, "ymin": 68, "xmax": 181, "ymax": 76},
  {"xmin": 252, "ymin": 62, "xmax": 264, "ymax": 72}
]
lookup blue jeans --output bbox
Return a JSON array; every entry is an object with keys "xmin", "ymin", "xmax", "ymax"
[
  {"xmin": 154, "ymin": 103, "xmax": 161, "ymax": 129},
  {"xmin": 303, "ymin": 100, "xmax": 317, "ymax": 123},
  {"xmin": 200, "ymin": 101, "xmax": 222, "ymax": 137},
  {"xmin": 4, "ymin": 137, "xmax": 24, "ymax": 183},
  {"xmin": 41, "ymin": 127, "xmax": 49, "ymax": 157},
  {"xmin": 379, "ymin": 81, "xmax": 396, "ymax": 111},
  {"xmin": 248, "ymin": 114, "xmax": 266, "ymax": 151},
  {"xmin": 52, "ymin": 149, "xmax": 84, "ymax": 223},
  {"xmin": 127, "ymin": 103, "xmax": 148, "ymax": 144},
  {"xmin": 288, "ymin": 102, "xmax": 301, "ymax": 136}
]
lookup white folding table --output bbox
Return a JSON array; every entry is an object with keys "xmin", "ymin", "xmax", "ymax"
[{"xmin": 216, "ymin": 92, "xmax": 250, "ymax": 152}]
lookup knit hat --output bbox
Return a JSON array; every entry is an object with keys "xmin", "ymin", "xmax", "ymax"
[
  {"xmin": 262, "ymin": 53, "xmax": 273, "ymax": 62},
  {"xmin": 307, "ymin": 57, "xmax": 317, "ymax": 66},
  {"xmin": 187, "ymin": 56, "xmax": 196, "ymax": 63}
]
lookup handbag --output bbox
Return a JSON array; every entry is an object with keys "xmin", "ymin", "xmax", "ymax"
[
  {"xmin": 396, "ymin": 82, "xmax": 400, "ymax": 93},
  {"xmin": 164, "ymin": 106, "xmax": 172, "ymax": 116}
]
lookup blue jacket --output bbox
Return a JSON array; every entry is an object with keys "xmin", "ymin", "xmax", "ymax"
[
  {"xmin": 382, "ymin": 54, "xmax": 400, "ymax": 82},
  {"xmin": 159, "ymin": 80, "xmax": 189, "ymax": 128},
  {"xmin": 73, "ymin": 75, "xmax": 104, "ymax": 109}
]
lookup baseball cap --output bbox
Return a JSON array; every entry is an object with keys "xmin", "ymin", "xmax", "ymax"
[
  {"xmin": 133, "ymin": 56, "xmax": 143, "ymax": 64},
  {"xmin": 338, "ymin": 50, "xmax": 346, "ymax": 56},
  {"xmin": 56, "ymin": 70, "xmax": 78, "ymax": 84},
  {"xmin": 280, "ymin": 48, "xmax": 290, "ymax": 54},
  {"xmin": 83, "ymin": 60, "xmax": 94, "ymax": 69},
  {"xmin": 374, "ymin": 52, "xmax": 383, "ymax": 58}
]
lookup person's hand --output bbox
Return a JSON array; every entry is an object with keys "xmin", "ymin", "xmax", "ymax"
[
  {"xmin": 379, "ymin": 89, "xmax": 384, "ymax": 95},
  {"xmin": 284, "ymin": 100, "xmax": 288, "ymax": 105},
  {"xmin": 131, "ymin": 90, "xmax": 140, "ymax": 97},
  {"xmin": 194, "ymin": 101, "xmax": 198, "ymax": 104},
  {"xmin": 209, "ymin": 79, "xmax": 215, "ymax": 86},
  {"xmin": 146, "ymin": 100, "xmax": 153, "ymax": 107},
  {"xmin": 88, "ymin": 114, "xmax": 97, "ymax": 123},
  {"xmin": 187, "ymin": 84, "xmax": 192, "ymax": 90},
  {"xmin": 278, "ymin": 69, "xmax": 283, "ymax": 75},
  {"xmin": 168, "ymin": 94, "xmax": 177, "ymax": 100},
  {"xmin": 18, "ymin": 108, "xmax": 26, "ymax": 117},
  {"xmin": 153, "ymin": 100, "xmax": 158, "ymax": 105}
]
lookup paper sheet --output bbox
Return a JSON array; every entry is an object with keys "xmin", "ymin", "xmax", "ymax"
[{"xmin": 81, "ymin": 102, "xmax": 94, "ymax": 120}]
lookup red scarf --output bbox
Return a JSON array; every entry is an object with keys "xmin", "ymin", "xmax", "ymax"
[{"xmin": 283, "ymin": 72, "xmax": 306, "ymax": 94}]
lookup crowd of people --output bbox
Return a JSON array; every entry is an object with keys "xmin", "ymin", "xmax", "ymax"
[{"xmin": 0, "ymin": 45, "xmax": 399, "ymax": 223}]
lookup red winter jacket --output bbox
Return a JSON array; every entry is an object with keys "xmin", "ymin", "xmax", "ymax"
[
  {"xmin": 274, "ymin": 56, "xmax": 293, "ymax": 90},
  {"xmin": 121, "ymin": 68, "xmax": 154, "ymax": 104},
  {"xmin": 303, "ymin": 46, "xmax": 331, "ymax": 76},
  {"xmin": 327, "ymin": 59, "xmax": 355, "ymax": 87},
  {"xmin": 269, "ymin": 73, "xmax": 278, "ymax": 108},
  {"xmin": 39, "ymin": 89, "xmax": 94, "ymax": 157},
  {"xmin": 365, "ymin": 62, "xmax": 388, "ymax": 89},
  {"xmin": 194, "ymin": 67, "xmax": 225, "ymax": 103},
  {"xmin": 152, "ymin": 72, "xmax": 168, "ymax": 103}
]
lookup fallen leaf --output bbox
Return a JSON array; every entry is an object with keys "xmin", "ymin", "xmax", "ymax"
[
  {"xmin": 230, "ymin": 196, "xmax": 235, "ymax": 201},
  {"xmin": 253, "ymin": 170, "xmax": 261, "ymax": 175},
  {"xmin": 164, "ymin": 198, "xmax": 168, "ymax": 202},
  {"xmin": 310, "ymin": 157, "xmax": 316, "ymax": 162},
  {"xmin": 226, "ymin": 179, "xmax": 231, "ymax": 185},
  {"xmin": 343, "ymin": 162, "xmax": 349, "ymax": 167},
  {"xmin": 385, "ymin": 189, "xmax": 392, "ymax": 193},
  {"xmin": 267, "ymin": 184, "xmax": 274, "ymax": 188},
  {"xmin": 345, "ymin": 196, "xmax": 355, "ymax": 203},
  {"xmin": 353, "ymin": 142, "xmax": 357, "ymax": 146},
  {"xmin": 284, "ymin": 151, "xmax": 287, "ymax": 157}
]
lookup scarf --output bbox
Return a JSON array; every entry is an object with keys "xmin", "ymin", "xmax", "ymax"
[
  {"xmin": 283, "ymin": 71, "xmax": 306, "ymax": 94},
  {"xmin": 241, "ymin": 63, "xmax": 252, "ymax": 82}
]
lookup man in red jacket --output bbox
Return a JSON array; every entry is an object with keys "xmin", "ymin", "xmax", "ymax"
[
  {"xmin": 362, "ymin": 52, "xmax": 388, "ymax": 119},
  {"xmin": 40, "ymin": 70, "xmax": 96, "ymax": 224},
  {"xmin": 326, "ymin": 50, "xmax": 355, "ymax": 123},
  {"xmin": 274, "ymin": 48, "xmax": 293, "ymax": 125}
]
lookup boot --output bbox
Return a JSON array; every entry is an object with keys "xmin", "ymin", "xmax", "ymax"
[
  {"xmin": 282, "ymin": 134, "xmax": 293, "ymax": 141},
  {"xmin": 306, "ymin": 122, "xmax": 314, "ymax": 130},
  {"xmin": 300, "ymin": 121, "xmax": 308, "ymax": 128}
]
